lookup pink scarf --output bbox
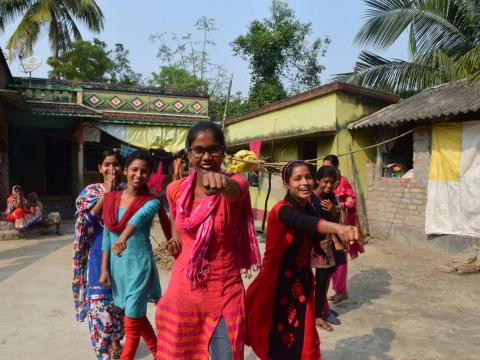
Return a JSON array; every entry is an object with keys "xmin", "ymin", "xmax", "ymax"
[{"xmin": 175, "ymin": 171, "xmax": 261, "ymax": 289}]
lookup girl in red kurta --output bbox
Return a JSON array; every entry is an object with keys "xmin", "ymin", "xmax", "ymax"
[
  {"xmin": 245, "ymin": 161, "xmax": 359, "ymax": 360},
  {"xmin": 155, "ymin": 121, "xmax": 261, "ymax": 360}
]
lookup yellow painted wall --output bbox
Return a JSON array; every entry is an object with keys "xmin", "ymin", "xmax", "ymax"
[
  {"xmin": 227, "ymin": 91, "xmax": 389, "ymax": 215},
  {"xmin": 270, "ymin": 139, "xmax": 298, "ymax": 162},
  {"xmin": 225, "ymin": 94, "xmax": 337, "ymax": 145}
]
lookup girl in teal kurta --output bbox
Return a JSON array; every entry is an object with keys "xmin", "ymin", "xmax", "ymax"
[
  {"xmin": 100, "ymin": 150, "xmax": 161, "ymax": 360},
  {"xmin": 102, "ymin": 199, "xmax": 161, "ymax": 317}
]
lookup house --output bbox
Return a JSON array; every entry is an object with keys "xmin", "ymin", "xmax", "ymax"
[
  {"xmin": 0, "ymin": 49, "xmax": 209, "ymax": 217},
  {"xmin": 348, "ymin": 80, "xmax": 480, "ymax": 255},
  {"xmin": 224, "ymin": 82, "xmax": 398, "ymax": 223}
]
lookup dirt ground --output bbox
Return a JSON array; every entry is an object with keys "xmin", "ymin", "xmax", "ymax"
[{"xmin": 0, "ymin": 221, "xmax": 479, "ymax": 360}]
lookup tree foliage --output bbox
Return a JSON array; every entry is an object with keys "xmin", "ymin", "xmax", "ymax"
[
  {"xmin": 109, "ymin": 44, "xmax": 143, "ymax": 85},
  {"xmin": 231, "ymin": 0, "xmax": 330, "ymax": 107},
  {"xmin": 47, "ymin": 38, "xmax": 142, "ymax": 84},
  {"xmin": 336, "ymin": 0, "xmax": 480, "ymax": 96},
  {"xmin": 0, "ymin": 0, "xmax": 104, "ymax": 59},
  {"xmin": 149, "ymin": 17, "xmax": 236, "ymax": 122}
]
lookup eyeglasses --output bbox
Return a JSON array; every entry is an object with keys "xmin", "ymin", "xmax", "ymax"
[{"xmin": 187, "ymin": 145, "xmax": 225, "ymax": 159}]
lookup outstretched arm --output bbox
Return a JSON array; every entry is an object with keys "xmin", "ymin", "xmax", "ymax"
[
  {"xmin": 279, "ymin": 205, "xmax": 359, "ymax": 245},
  {"xmin": 111, "ymin": 200, "xmax": 160, "ymax": 256}
]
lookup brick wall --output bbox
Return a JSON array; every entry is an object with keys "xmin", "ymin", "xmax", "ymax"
[
  {"xmin": 365, "ymin": 127, "xmax": 430, "ymax": 243},
  {"xmin": 364, "ymin": 127, "xmax": 480, "ymax": 254}
]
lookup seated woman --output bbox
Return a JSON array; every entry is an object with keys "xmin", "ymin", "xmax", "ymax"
[
  {"xmin": 27, "ymin": 192, "xmax": 43, "ymax": 223},
  {"xmin": 5, "ymin": 185, "xmax": 40, "ymax": 231}
]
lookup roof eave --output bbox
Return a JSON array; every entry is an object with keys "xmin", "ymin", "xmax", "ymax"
[{"xmin": 225, "ymin": 82, "xmax": 399, "ymax": 126}]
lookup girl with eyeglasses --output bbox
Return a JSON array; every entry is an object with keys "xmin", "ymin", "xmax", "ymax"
[{"xmin": 155, "ymin": 121, "xmax": 261, "ymax": 359}]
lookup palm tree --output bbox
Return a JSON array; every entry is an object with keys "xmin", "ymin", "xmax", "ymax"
[
  {"xmin": 0, "ymin": 0, "xmax": 104, "ymax": 60},
  {"xmin": 336, "ymin": 0, "xmax": 480, "ymax": 96}
]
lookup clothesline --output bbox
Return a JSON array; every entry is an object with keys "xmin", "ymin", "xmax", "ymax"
[{"xmin": 226, "ymin": 129, "xmax": 415, "ymax": 173}]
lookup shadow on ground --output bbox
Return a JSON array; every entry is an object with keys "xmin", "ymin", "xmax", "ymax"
[
  {"xmin": 333, "ymin": 268, "xmax": 392, "ymax": 315},
  {"xmin": 322, "ymin": 327, "xmax": 395, "ymax": 360},
  {"xmin": 0, "ymin": 237, "xmax": 70, "ymax": 282}
]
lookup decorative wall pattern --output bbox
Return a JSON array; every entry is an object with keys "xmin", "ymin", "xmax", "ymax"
[
  {"xmin": 83, "ymin": 91, "xmax": 208, "ymax": 116},
  {"xmin": 22, "ymin": 88, "xmax": 76, "ymax": 103}
]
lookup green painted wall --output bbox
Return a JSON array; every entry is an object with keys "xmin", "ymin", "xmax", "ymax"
[{"xmin": 225, "ymin": 94, "xmax": 337, "ymax": 145}]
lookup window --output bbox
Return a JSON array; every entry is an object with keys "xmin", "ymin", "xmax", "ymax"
[
  {"xmin": 377, "ymin": 126, "xmax": 413, "ymax": 178},
  {"xmin": 300, "ymin": 140, "xmax": 317, "ymax": 161}
]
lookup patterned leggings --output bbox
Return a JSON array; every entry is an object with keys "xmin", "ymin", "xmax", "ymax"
[{"xmin": 87, "ymin": 299, "xmax": 125, "ymax": 360}]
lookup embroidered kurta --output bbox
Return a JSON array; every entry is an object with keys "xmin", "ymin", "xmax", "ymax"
[
  {"xmin": 102, "ymin": 199, "xmax": 161, "ymax": 318},
  {"xmin": 246, "ymin": 196, "xmax": 322, "ymax": 360},
  {"xmin": 155, "ymin": 175, "xmax": 250, "ymax": 360}
]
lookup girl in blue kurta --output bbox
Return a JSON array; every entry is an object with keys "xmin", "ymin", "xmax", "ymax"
[
  {"xmin": 73, "ymin": 150, "xmax": 124, "ymax": 360},
  {"xmin": 100, "ymin": 150, "xmax": 161, "ymax": 360}
]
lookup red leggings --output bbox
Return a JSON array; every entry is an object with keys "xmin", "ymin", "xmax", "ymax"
[{"xmin": 121, "ymin": 316, "xmax": 157, "ymax": 360}]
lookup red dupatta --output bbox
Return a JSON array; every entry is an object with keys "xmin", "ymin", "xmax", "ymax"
[{"xmin": 102, "ymin": 191, "xmax": 156, "ymax": 233}]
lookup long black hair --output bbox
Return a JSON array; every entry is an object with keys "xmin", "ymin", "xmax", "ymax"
[
  {"xmin": 282, "ymin": 160, "xmax": 315, "ymax": 183},
  {"xmin": 315, "ymin": 165, "xmax": 338, "ymax": 182},
  {"xmin": 324, "ymin": 154, "xmax": 339, "ymax": 168},
  {"xmin": 124, "ymin": 149, "xmax": 154, "ymax": 174},
  {"xmin": 98, "ymin": 149, "xmax": 124, "ymax": 167},
  {"xmin": 186, "ymin": 121, "xmax": 225, "ymax": 148}
]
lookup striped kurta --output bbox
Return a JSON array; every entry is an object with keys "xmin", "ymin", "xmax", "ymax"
[{"xmin": 155, "ymin": 176, "xmax": 249, "ymax": 359}]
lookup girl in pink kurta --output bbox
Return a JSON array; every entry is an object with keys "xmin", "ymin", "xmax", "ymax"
[{"xmin": 155, "ymin": 121, "xmax": 261, "ymax": 360}]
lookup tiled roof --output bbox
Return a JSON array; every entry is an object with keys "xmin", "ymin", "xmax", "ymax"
[
  {"xmin": 26, "ymin": 101, "xmax": 208, "ymax": 125},
  {"xmin": 28, "ymin": 102, "xmax": 102, "ymax": 117},
  {"xmin": 226, "ymin": 81, "xmax": 399, "ymax": 125},
  {"xmin": 99, "ymin": 111, "xmax": 208, "ymax": 126},
  {"xmin": 348, "ymin": 80, "xmax": 480, "ymax": 129},
  {"xmin": 10, "ymin": 77, "xmax": 208, "ymax": 98}
]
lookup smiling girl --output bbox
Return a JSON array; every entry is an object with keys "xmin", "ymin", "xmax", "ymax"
[
  {"xmin": 100, "ymin": 149, "xmax": 161, "ymax": 360},
  {"xmin": 155, "ymin": 121, "xmax": 261, "ymax": 360},
  {"xmin": 73, "ymin": 149, "xmax": 125, "ymax": 360},
  {"xmin": 245, "ymin": 161, "xmax": 358, "ymax": 360},
  {"xmin": 310, "ymin": 166, "xmax": 344, "ymax": 331}
]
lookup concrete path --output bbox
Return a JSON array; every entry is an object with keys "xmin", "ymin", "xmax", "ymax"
[{"xmin": 0, "ymin": 222, "xmax": 479, "ymax": 360}]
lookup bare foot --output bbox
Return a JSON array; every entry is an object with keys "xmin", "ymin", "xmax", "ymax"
[{"xmin": 316, "ymin": 318, "xmax": 334, "ymax": 332}]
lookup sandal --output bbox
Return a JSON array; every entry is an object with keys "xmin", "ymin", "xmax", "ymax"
[
  {"xmin": 315, "ymin": 318, "xmax": 334, "ymax": 332},
  {"xmin": 332, "ymin": 292, "xmax": 348, "ymax": 304},
  {"xmin": 322, "ymin": 311, "xmax": 341, "ymax": 325}
]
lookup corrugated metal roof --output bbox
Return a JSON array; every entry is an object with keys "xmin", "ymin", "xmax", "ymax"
[{"xmin": 348, "ymin": 80, "xmax": 480, "ymax": 129}]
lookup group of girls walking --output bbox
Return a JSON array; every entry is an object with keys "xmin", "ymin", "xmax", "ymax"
[{"xmin": 73, "ymin": 120, "xmax": 361, "ymax": 360}]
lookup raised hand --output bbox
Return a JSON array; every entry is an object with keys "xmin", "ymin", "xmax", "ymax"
[
  {"xmin": 321, "ymin": 199, "xmax": 334, "ymax": 213},
  {"xmin": 202, "ymin": 171, "xmax": 229, "ymax": 195},
  {"xmin": 336, "ymin": 225, "xmax": 359, "ymax": 246},
  {"xmin": 104, "ymin": 168, "xmax": 118, "ymax": 193}
]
